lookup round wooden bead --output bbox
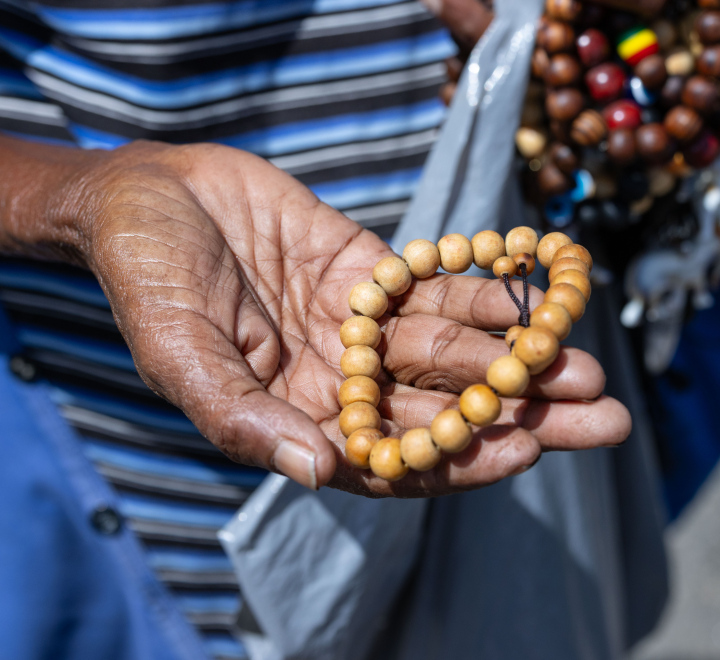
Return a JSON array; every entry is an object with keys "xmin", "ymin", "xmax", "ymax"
[
  {"xmin": 537, "ymin": 162, "xmax": 573, "ymax": 196},
  {"xmin": 403, "ymin": 239, "xmax": 440, "ymax": 279},
  {"xmin": 505, "ymin": 227, "xmax": 538, "ymax": 258},
  {"xmin": 660, "ymin": 76, "xmax": 686, "ymax": 107},
  {"xmin": 576, "ymin": 28, "xmax": 610, "ymax": 68},
  {"xmin": 340, "ymin": 345, "xmax": 381, "ymax": 379},
  {"xmin": 529, "ymin": 301, "xmax": 573, "ymax": 341},
  {"xmin": 471, "ymin": 230, "xmax": 506, "ymax": 270},
  {"xmin": 373, "ymin": 256, "xmax": 412, "ymax": 296},
  {"xmin": 698, "ymin": 45, "xmax": 720, "ymax": 76},
  {"xmin": 697, "ymin": 11, "xmax": 720, "ymax": 44},
  {"xmin": 553, "ymin": 243, "xmax": 593, "ymax": 271},
  {"xmin": 349, "ymin": 282, "xmax": 388, "ymax": 319},
  {"xmin": 492, "ymin": 256, "xmax": 518, "ymax": 279},
  {"xmin": 400, "ymin": 428, "xmax": 441, "ymax": 472},
  {"xmin": 585, "ymin": 63, "xmax": 626, "ymax": 103},
  {"xmin": 505, "ymin": 325, "xmax": 525, "ymax": 349},
  {"xmin": 515, "ymin": 127, "xmax": 547, "ymax": 159},
  {"xmin": 636, "ymin": 123, "xmax": 672, "ymax": 163},
  {"xmin": 602, "ymin": 100, "xmax": 642, "ymax": 130},
  {"xmin": 537, "ymin": 232, "xmax": 572, "ymax": 269},
  {"xmin": 546, "ymin": 88, "xmax": 584, "ymax": 122},
  {"xmin": 369, "ymin": 437, "xmax": 408, "ymax": 481},
  {"xmin": 512, "ymin": 327, "xmax": 560, "ymax": 375},
  {"xmin": 664, "ymin": 105, "xmax": 703, "ymax": 142},
  {"xmin": 339, "ymin": 401, "xmax": 381, "ymax": 438},
  {"xmin": 683, "ymin": 129, "xmax": 720, "ymax": 168},
  {"xmin": 682, "ymin": 76, "xmax": 720, "ymax": 114},
  {"xmin": 437, "ymin": 233, "xmax": 473, "ymax": 274},
  {"xmin": 548, "ymin": 256, "xmax": 589, "ymax": 281},
  {"xmin": 548, "ymin": 143, "xmax": 578, "ymax": 175},
  {"xmin": 532, "ymin": 48, "xmax": 550, "ymax": 79},
  {"xmin": 459, "ymin": 384, "xmax": 501, "ymax": 427},
  {"xmin": 538, "ymin": 21, "xmax": 575, "ymax": 53},
  {"xmin": 486, "ymin": 355, "xmax": 530, "ymax": 398},
  {"xmin": 545, "ymin": 54, "xmax": 581, "ymax": 87},
  {"xmin": 545, "ymin": 0, "xmax": 581, "ymax": 22},
  {"xmin": 544, "ymin": 283, "xmax": 586, "ymax": 323},
  {"xmin": 635, "ymin": 54, "xmax": 667, "ymax": 90},
  {"xmin": 513, "ymin": 253, "xmax": 536, "ymax": 275},
  {"xmin": 340, "ymin": 316, "xmax": 381, "ymax": 349},
  {"xmin": 338, "ymin": 375, "xmax": 381, "ymax": 408},
  {"xmin": 551, "ymin": 268, "xmax": 591, "ymax": 302},
  {"xmin": 665, "ymin": 50, "xmax": 695, "ymax": 77},
  {"xmin": 570, "ymin": 110, "xmax": 607, "ymax": 147},
  {"xmin": 430, "ymin": 409, "xmax": 472, "ymax": 453},
  {"xmin": 607, "ymin": 129, "xmax": 637, "ymax": 165},
  {"xmin": 345, "ymin": 427, "xmax": 383, "ymax": 468}
]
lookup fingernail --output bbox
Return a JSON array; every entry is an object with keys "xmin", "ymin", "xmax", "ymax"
[
  {"xmin": 511, "ymin": 454, "xmax": 541, "ymax": 476},
  {"xmin": 273, "ymin": 441, "xmax": 317, "ymax": 490}
]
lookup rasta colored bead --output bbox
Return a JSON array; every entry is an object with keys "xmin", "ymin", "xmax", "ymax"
[
  {"xmin": 603, "ymin": 100, "xmax": 642, "ymax": 130},
  {"xmin": 585, "ymin": 63, "xmax": 626, "ymax": 103},
  {"xmin": 576, "ymin": 29, "xmax": 610, "ymax": 68},
  {"xmin": 617, "ymin": 27, "xmax": 659, "ymax": 66}
]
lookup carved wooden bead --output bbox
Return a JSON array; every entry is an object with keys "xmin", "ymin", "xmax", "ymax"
[
  {"xmin": 570, "ymin": 110, "xmax": 607, "ymax": 147},
  {"xmin": 492, "ymin": 256, "xmax": 518, "ymax": 279},
  {"xmin": 402, "ymin": 239, "xmax": 440, "ymax": 279},
  {"xmin": 345, "ymin": 427, "xmax": 383, "ymax": 468},
  {"xmin": 338, "ymin": 375, "xmax": 380, "ymax": 408},
  {"xmin": 551, "ymin": 269, "xmax": 591, "ymax": 302},
  {"xmin": 698, "ymin": 45, "xmax": 720, "ymax": 76},
  {"xmin": 545, "ymin": 0, "xmax": 581, "ymax": 22},
  {"xmin": 373, "ymin": 256, "xmax": 412, "ymax": 296},
  {"xmin": 459, "ymin": 384, "xmax": 501, "ymax": 427},
  {"xmin": 635, "ymin": 54, "xmax": 667, "ymax": 90},
  {"xmin": 682, "ymin": 76, "xmax": 720, "ymax": 114},
  {"xmin": 400, "ymin": 428, "xmax": 441, "ymax": 472},
  {"xmin": 431, "ymin": 409, "xmax": 472, "ymax": 453},
  {"xmin": 553, "ymin": 243, "xmax": 593, "ymax": 271},
  {"xmin": 471, "ymin": 230, "xmax": 506, "ymax": 270},
  {"xmin": 486, "ymin": 355, "xmax": 530, "ymax": 398},
  {"xmin": 339, "ymin": 401, "xmax": 381, "ymax": 438},
  {"xmin": 602, "ymin": 100, "xmax": 642, "ymax": 130},
  {"xmin": 546, "ymin": 88, "xmax": 584, "ymax": 122},
  {"xmin": 697, "ymin": 11, "xmax": 720, "ymax": 44},
  {"xmin": 505, "ymin": 325, "xmax": 525, "ymax": 349},
  {"xmin": 437, "ymin": 233, "xmax": 473, "ymax": 274},
  {"xmin": 340, "ymin": 345, "xmax": 381, "ymax": 379},
  {"xmin": 607, "ymin": 129, "xmax": 637, "ymax": 165},
  {"xmin": 530, "ymin": 302, "xmax": 573, "ymax": 341},
  {"xmin": 513, "ymin": 253, "xmax": 536, "ymax": 275},
  {"xmin": 538, "ymin": 20, "xmax": 575, "ymax": 53},
  {"xmin": 512, "ymin": 327, "xmax": 560, "ymax": 375},
  {"xmin": 545, "ymin": 54, "xmax": 581, "ymax": 87},
  {"xmin": 544, "ymin": 283, "xmax": 586, "ymax": 323},
  {"xmin": 548, "ymin": 256, "xmax": 589, "ymax": 281},
  {"xmin": 515, "ymin": 127, "xmax": 547, "ymax": 159},
  {"xmin": 532, "ymin": 48, "xmax": 550, "ymax": 79},
  {"xmin": 369, "ymin": 437, "xmax": 408, "ymax": 481},
  {"xmin": 665, "ymin": 50, "xmax": 695, "ymax": 77},
  {"xmin": 576, "ymin": 28, "xmax": 610, "ymax": 68},
  {"xmin": 505, "ymin": 226, "xmax": 538, "ymax": 257},
  {"xmin": 537, "ymin": 232, "xmax": 572, "ymax": 269},
  {"xmin": 636, "ymin": 123, "xmax": 672, "ymax": 163},
  {"xmin": 349, "ymin": 282, "xmax": 388, "ymax": 319},
  {"xmin": 340, "ymin": 316, "xmax": 381, "ymax": 349},
  {"xmin": 549, "ymin": 143, "xmax": 578, "ymax": 175},
  {"xmin": 537, "ymin": 161, "xmax": 573, "ymax": 196},
  {"xmin": 585, "ymin": 63, "xmax": 626, "ymax": 103},
  {"xmin": 664, "ymin": 105, "xmax": 703, "ymax": 142}
]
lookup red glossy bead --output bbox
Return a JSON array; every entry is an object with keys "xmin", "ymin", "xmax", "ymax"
[
  {"xmin": 576, "ymin": 29, "xmax": 610, "ymax": 68},
  {"xmin": 602, "ymin": 100, "xmax": 642, "ymax": 130},
  {"xmin": 683, "ymin": 130, "xmax": 720, "ymax": 167},
  {"xmin": 585, "ymin": 63, "xmax": 626, "ymax": 102}
]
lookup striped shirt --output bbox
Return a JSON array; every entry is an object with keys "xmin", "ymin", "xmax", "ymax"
[{"xmin": 0, "ymin": 2, "xmax": 454, "ymax": 658}]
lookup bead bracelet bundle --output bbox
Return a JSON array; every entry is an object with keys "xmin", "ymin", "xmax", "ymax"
[{"xmin": 338, "ymin": 227, "xmax": 593, "ymax": 482}]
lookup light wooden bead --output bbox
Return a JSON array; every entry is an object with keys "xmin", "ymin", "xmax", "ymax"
[
  {"xmin": 493, "ymin": 256, "xmax": 518, "ymax": 279},
  {"xmin": 437, "ymin": 233, "xmax": 474, "ymax": 273},
  {"xmin": 340, "ymin": 316, "xmax": 381, "ymax": 349},
  {"xmin": 553, "ymin": 243, "xmax": 593, "ymax": 271},
  {"xmin": 530, "ymin": 302, "xmax": 573, "ymax": 341},
  {"xmin": 505, "ymin": 226, "xmax": 539, "ymax": 257},
  {"xmin": 348, "ymin": 282, "xmax": 388, "ymax": 319},
  {"xmin": 665, "ymin": 49, "xmax": 695, "ymax": 77},
  {"xmin": 551, "ymin": 269, "xmax": 591, "ymax": 302},
  {"xmin": 402, "ymin": 239, "xmax": 440, "ymax": 279},
  {"xmin": 515, "ymin": 127, "xmax": 548, "ymax": 158},
  {"xmin": 339, "ymin": 401, "xmax": 381, "ymax": 438},
  {"xmin": 340, "ymin": 345, "xmax": 381, "ymax": 379},
  {"xmin": 537, "ymin": 232, "xmax": 573, "ymax": 269},
  {"xmin": 369, "ymin": 437, "xmax": 409, "ymax": 481},
  {"xmin": 373, "ymin": 256, "xmax": 412, "ymax": 296},
  {"xmin": 513, "ymin": 253, "xmax": 536, "ymax": 275},
  {"xmin": 548, "ymin": 257, "xmax": 590, "ymax": 282},
  {"xmin": 459, "ymin": 384, "xmax": 501, "ymax": 427},
  {"xmin": 486, "ymin": 355, "xmax": 530, "ymax": 397},
  {"xmin": 345, "ymin": 427, "xmax": 383, "ymax": 468},
  {"xmin": 544, "ymin": 283, "xmax": 586, "ymax": 323},
  {"xmin": 471, "ymin": 230, "xmax": 506, "ymax": 269},
  {"xmin": 512, "ymin": 326, "xmax": 560, "ymax": 375},
  {"xmin": 400, "ymin": 428, "xmax": 442, "ymax": 472},
  {"xmin": 430, "ymin": 409, "xmax": 473, "ymax": 453},
  {"xmin": 505, "ymin": 325, "xmax": 525, "ymax": 349},
  {"xmin": 338, "ymin": 375, "xmax": 381, "ymax": 408}
]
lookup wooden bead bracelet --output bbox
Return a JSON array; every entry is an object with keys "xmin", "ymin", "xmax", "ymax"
[{"xmin": 339, "ymin": 227, "xmax": 593, "ymax": 482}]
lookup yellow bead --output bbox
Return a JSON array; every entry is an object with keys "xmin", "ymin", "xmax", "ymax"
[
  {"xmin": 372, "ymin": 256, "xmax": 412, "ymax": 296},
  {"xmin": 547, "ymin": 257, "xmax": 589, "ymax": 282},
  {"xmin": 437, "ymin": 233, "xmax": 474, "ymax": 273},
  {"xmin": 345, "ymin": 427, "xmax": 384, "ymax": 468},
  {"xmin": 348, "ymin": 282, "xmax": 388, "ymax": 319},
  {"xmin": 505, "ymin": 226, "xmax": 539, "ymax": 257},
  {"xmin": 369, "ymin": 437, "xmax": 409, "ymax": 481},
  {"xmin": 493, "ymin": 256, "xmax": 518, "ymax": 279},
  {"xmin": 505, "ymin": 325, "xmax": 525, "ymax": 349},
  {"xmin": 471, "ymin": 230, "xmax": 506, "ymax": 269},
  {"xmin": 459, "ymin": 384, "xmax": 501, "ymax": 426},
  {"xmin": 513, "ymin": 252, "xmax": 536, "ymax": 275},
  {"xmin": 536, "ymin": 232, "xmax": 572, "ymax": 269},
  {"xmin": 430, "ymin": 409, "xmax": 472, "ymax": 453},
  {"xmin": 338, "ymin": 375, "xmax": 381, "ymax": 408},
  {"xmin": 544, "ymin": 283, "xmax": 586, "ymax": 323},
  {"xmin": 486, "ymin": 355, "xmax": 530, "ymax": 397},
  {"xmin": 529, "ymin": 301, "xmax": 573, "ymax": 340},
  {"xmin": 339, "ymin": 401, "xmax": 381, "ymax": 438},
  {"xmin": 339, "ymin": 316, "xmax": 382, "ymax": 349},
  {"xmin": 551, "ymin": 269, "xmax": 591, "ymax": 302},
  {"xmin": 512, "ymin": 326, "xmax": 559, "ymax": 375},
  {"xmin": 552, "ymin": 243, "xmax": 593, "ymax": 271},
  {"xmin": 402, "ymin": 239, "xmax": 440, "ymax": 279},
  {"xmin": 400, "ymin": 428, "xmax": 442, "ymax": 471},
  {"xmin": 340, "ymin": 345, "xmax": 381, "ymax": 379}
]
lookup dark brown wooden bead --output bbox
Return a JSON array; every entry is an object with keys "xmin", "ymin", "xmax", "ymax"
[
  {"xmin": 607, "ymin": 129, "xmax": 637, "ymax": 165},
  {"xmin": 635, "ymin": 54, "xmax": 667, "ymax": 90},
  {"xmin": 660, "ymin": 76, "xmax": 686, "ymax": 107},
  {"xmin": 697, "ymin": 45, "xmax": 720, "ymax": 76},
  {"xmin": 538, "ymin": 21, "xmax": 575, "ymax": 53},
  {"xmin": 532, "ymin": 48, "xmax": 550, "ymax": 79},
  {"xmin": 697, "ymin": 11, "xmax": 720, "ymax": 45},
  {"xmin": 699, "ymin": 0, "xmax": 720, "ymax": 7},
  {"xmin": 537, "ymin": 162, "xmax": 573, "ymax": 196},
  {"xmin": 549, "ymin": 142, "xmax": 579, "ymax": 174},
  {"xmin": 682, "ymin": 75, "xmax": 720, "ymax": 114},
  {"xmin": 636, "ymin": 123, "xmax": 673, "ymax": 164},
  {"xmin": 545, "ymin": 54, "xmax": 582, "ymax": 87},
  {"xmin": 570, "ymin": 110, "xmax": 607, "ymax": 146},
  {"xmin": 664, "ymin": 105, "xmax": 704, "ymax": 142},
  {"xmin": 546, "ymin": 88, "xmax": 584, "ymax": 122},
  {"xmin": 545, "ymin": 0, "xmax": 581, "ymax": 22}
]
